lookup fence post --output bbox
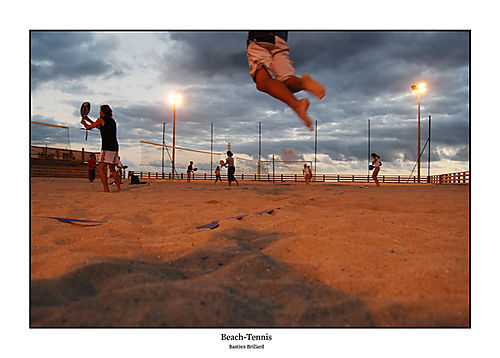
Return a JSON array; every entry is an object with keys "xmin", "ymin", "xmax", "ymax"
[{"xmin": 383, "ymin": 175, "xmax": 385, "ymax": 183}]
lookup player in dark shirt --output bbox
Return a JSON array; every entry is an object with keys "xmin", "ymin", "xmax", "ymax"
[{"xmin": 81, "ymin": 104, "xmax": 121, "ymax": 192}]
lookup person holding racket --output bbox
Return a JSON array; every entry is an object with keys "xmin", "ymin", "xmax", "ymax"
[
  {"xmin": 221, "ymin": 151, "xmax": 239, "ymax": 186},
  {"xmin": 187, "ymin": 161, "xmax": 197, "ymax": 183},
  {"xmin": 81, "ymin": 104, "xmax": 121, "ymax": 192},
  {"xmin": 371, "ymin": 152, "xmax": 382, "ymax": 186}
]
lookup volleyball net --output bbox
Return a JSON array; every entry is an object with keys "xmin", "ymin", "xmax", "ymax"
[
  {"xmin": 140, "ymin": 140, "xmax": 311, "ymax": 178},
  {"xmin": 31, "ymin": 121, "xmax": 71, "ymax": 149}
]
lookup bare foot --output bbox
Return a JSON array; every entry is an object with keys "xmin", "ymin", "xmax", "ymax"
[
  {"xmin": 293, "ymin": 98, "xmax": 313, "ymax": 130},
  {"xmin": 302, "ymin": 73, "xmax": 325, "ymax": 100}
]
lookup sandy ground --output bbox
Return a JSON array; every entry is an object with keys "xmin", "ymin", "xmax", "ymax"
[{"xmin": 30, "ymin": 178, "xmax": 469, "ymax": 327}]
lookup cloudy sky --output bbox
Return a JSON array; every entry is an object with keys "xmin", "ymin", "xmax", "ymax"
[{"xmin": 30, "ymin": 30, "xmax": 469, "ymax": 175}]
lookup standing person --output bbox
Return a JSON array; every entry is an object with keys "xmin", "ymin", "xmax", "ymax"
[
  {"xmin": 116, "ymin": 156, "xmax": 124, "ymax": 179},
  {"xmin": 221, "ymin": 151, "xmax": 239, "ymax": 186},
  {"xmin": 307, "ymin": 165, "xmax": 313, "ymax": 183},
  {"xmin": 371, "ymin": 153, "xmax": 382, "ymax": 186},
  {"xmin": 187, "ymin": 161, "xmax": 194, "ymax": 183},
  {"xmin": 247, "ymin": 31, "xmax": 326, "ymax": 130},
  {"xmin": 214, "ymin": 165, "xmax": 222, "ymax": 183},
  {"xmin": 303, "ymin": 164, "xmax": 311, "ymax": 184},
  {"xmin": 87, "ymin": 153, "xmax": 97, "ymax": 183},
  {"xmin": 110, "ymin": 156, "xmax": 125, "ymax": 186},
  {"xmin": 81, "ymin": 104, "xmax": 121, "ymax": 192}
]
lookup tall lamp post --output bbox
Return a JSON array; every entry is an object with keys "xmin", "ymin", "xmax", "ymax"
[
  {"xmin": 168, "ymin": 93, "xmax": 182, "ymax": 179},
  {"xmin": 411, "ymin": 83, "xmax": 426, "ymax": 182}
]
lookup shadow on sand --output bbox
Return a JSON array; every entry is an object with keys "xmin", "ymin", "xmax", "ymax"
[{"xmin": 31, "ymin": 227, "xmax": 375, "ymax": 327}]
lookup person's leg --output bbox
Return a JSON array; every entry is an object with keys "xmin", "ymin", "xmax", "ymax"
[
  {"xmin": 283, "ymin": 74, "xmax": 325, "ymax": 99},
  {"xmin": 98, "ymin": 163, "xmax": 110, "ymax": 192},
  {"xmin": 373, "ymin": 168, "xmax": 380, "ymax": 186},
  {"xmin": 109, "ymin": 166, "xmax": 122, "ymax": 192},
  {"xmin": 254, "ymin": 67, "xmax": 312, "ymax": 129}
]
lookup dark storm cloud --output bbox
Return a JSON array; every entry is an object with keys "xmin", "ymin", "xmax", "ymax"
[
  {"xmin": 157, "ymin": 31, "xmax": 248, "ymax": 83},
  {"xmin": 31, "ymin": 32, "xmax": 123, "ymax": 90}
]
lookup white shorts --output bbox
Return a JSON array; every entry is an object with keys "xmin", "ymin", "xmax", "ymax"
[
  {"xmin": 99, "ymin": 150, "xmax": 119, "ymax": 165},
  {"xmin": 247, "ymin": 35, "xmax": 296, "ymax": 82}
]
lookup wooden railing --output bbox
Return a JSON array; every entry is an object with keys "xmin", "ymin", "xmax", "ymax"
[
  {"xmin": 128, "ymin": 171, "xmax": 459, "ymax": 184},
  {"xmin": 429, "ymin": 171, "xmax": 469, "ymax": 184},
  {"xmin": 30, "ymin": 168, "xmax": 468, "ymax": 184},
  {"xmin": 31, "ymin": 166, "xmax": 128, "ymax": 179},
  {"xmin": 31, "ymin": 145, "xmax": 99, "ymax": 163},
  {"xmin": 31, "ymin": 166, "xmax": 88, "ymax": 178}
]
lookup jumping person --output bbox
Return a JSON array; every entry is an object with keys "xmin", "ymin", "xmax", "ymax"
[
  {"xmin": 371, "ymin": 153, "xmax": 382, "ymax": 186},
  {"xmin": 87, "ymin": 153, "xmax": 97, "ymax": 183},
  {"xmin": 303, "ymin": 164, "xmax": 311, "ymax": 184},
  {"xmin": 187, "ymin": 161, "xmax": 194, "ymax": 183},
  {"xmin": 214, "ymin": 165, "xmax": 222, "ymax": 183},
  {"xmin": 221, "ymin": 151, "xmax": 239, "ymax": 186},
  {"xmin": 81, "ymin": 104, "xmax": 121, "ymax": 192},
  {"xmin": 247, "ymin": 31, "xmax": 326, "ymax": 130}
]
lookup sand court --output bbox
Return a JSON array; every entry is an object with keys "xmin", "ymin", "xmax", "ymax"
[{"xmin": 30, "ymin": 178, "xmax": 469, "ymax": 327}]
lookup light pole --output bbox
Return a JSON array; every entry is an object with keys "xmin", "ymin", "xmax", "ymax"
[
  {"xmin": 368, "ymin": 119, "xmax": 371, "ymax": 180},
  {"xmin": 168, "ymin": 93, "xmax": 182, "ymax": 179},
  {"xmin": 162, "ymin": 122, "xmax": 165, "ymax": 179},
  {"xmin": 427, "ymin": 114, "xmax": 431, "ymax": 182},
  {"xmin": 411, "ymin": 83, "xmax": 426, "ymax": 182}
]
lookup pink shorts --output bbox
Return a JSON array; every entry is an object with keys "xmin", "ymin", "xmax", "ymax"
[
  {"xmin": 247, "ymin": 35, "xmax": 296, "ymax": 82},
  {"xmin": 99, "ymin": 150, "xmax": 119, "ymax": 165}
]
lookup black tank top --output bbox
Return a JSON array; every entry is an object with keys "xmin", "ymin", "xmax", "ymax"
[{"xmin": 99, "ymin": 116, "xmax": 119, "ymax": 151}]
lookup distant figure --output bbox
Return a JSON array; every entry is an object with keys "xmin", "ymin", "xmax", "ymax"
[
  {"xmin": 187, "ymin": 161, "xmax": 194, "ymax": 183},
  {"xmin": 247, "ymin": 31, "xmax": 325, "ymax": 130},
  {"xmin": 308, "ymin": 165, "xmax": 313, "ymax": 182},
  {"xmin": 81, "ymin": 104, "xmax": 121, "ymax": 192},
  {"xmin": 214, "ymin": 165, "xmax": 222, "ymax": 183},
  {"xmin": 371, "ymin": 153, "xmax": 382, "ymax": 186},
  {"xmin": 87, "ymin": 153, "xmax": 97, "ymax": 183},
  {"xmin": 221, "ymin": 151, "xmax": 239, "ymax": 186},
  {"xmin": 116, "ymin": 156, "xmax": 125, "ymax": 178},
  {"xmin": 303, "ymin": 164, "xmax": 311, "ymax": 184},
  {"xmin": 110, "ymin": 156, "xmax": 125, "ymax": 185}
]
